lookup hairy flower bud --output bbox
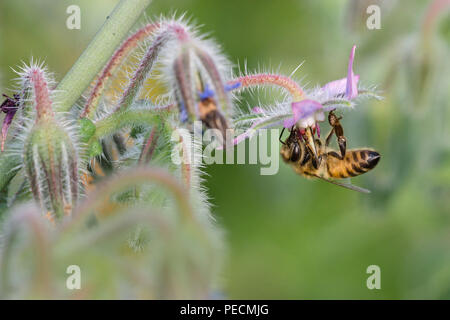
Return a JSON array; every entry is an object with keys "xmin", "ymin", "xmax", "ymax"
[
  {"xmin": 148, "ymin": 19, "xmax": 235, "ymax": 145},
  {"xmin": 17, "ymin": 63, "xmax": 80, "ymax": 220},
  {"xmin": 23, "ymin": 120, "xmax": 79, "ymax": 219}
]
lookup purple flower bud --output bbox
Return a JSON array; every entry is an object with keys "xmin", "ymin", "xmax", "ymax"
[{"xmin": 0, "ymin": 94, "xmax": 20, "ymax": 151}]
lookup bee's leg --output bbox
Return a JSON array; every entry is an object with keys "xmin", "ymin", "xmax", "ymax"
[
  {"xmin": 336, "ymin": 133, "xmax": 346, "ymax": 159},
  {"xmin": 334, "ymin": 120, "xmax": 347, "ymax": 158},
  {"xmin": 325, "ymin": 127, "xmax": 335, "ymax": 147},
  {"xmin": 279, "ymin": 127, "xmax": 286, "ymax": 145},
  {"xmin": 328, "ymin": 110, "xmax": 347, "ymax": 159},
  {"xmin": 337, "ymin": 137, "xmax": 347, "ymax": 158},
  {"xmin": 304, "ymin": 127, "xmax": 320, "ymax": 169},
  {"xmin": 315, "ymin": 138, "xmax": 323, "ymax": 167},
  {"xmin": 306, "ymin": 140, "xmax": 322, "ymax": 169}
]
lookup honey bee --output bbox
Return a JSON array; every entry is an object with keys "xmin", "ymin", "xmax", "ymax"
[
  {"xmin": 196, "ymin": 73, "xmax": 229, "ymax": 145},
  {"xmin": 198, "ymin": 96, "xmax": 228, "ymax": 139},
  {"xmin": 280, "ymin": 111, "xmax": 380, "ymax": 193}
]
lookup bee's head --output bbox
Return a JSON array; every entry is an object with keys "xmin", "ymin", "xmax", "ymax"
[{"xmin": 280, "ymin": 129, "xmax": 302, "ymax": 163}]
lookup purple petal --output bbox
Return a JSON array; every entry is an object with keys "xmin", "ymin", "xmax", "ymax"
[
  {"xmin": 283, "ymin": 100, "xmax": 323, "ymax": 128},
  {"xmin": 322, "ymin": 78, "xmax": 347, "ymax": 97},
  {"xmin": 1, "ymin": 109, "xmax": 17, "ymax": 151},
  {"xmin": 345, "ymin": 45, "xmax": 358, "ymax": 99},
  {"xmin": 179, "ymin": 101, "xmax": 189, "ymax": 122},
  {"xmin": 252, "ymin": 107, "xmax": 263, "ymax": 114},
  {"xmin": 322, "ymin": 75, "xmax": 360, "ymax": 98},
  {"xmin": 1, "ymin": 94, "xmax": 19, "ymax": 151},
  {"xmin": 225, "ymin": 81, "xmax": 241, "ymax": 91},
  {"xmin": 198, "ymin": 85, "xmax": 215, "ymax": 100},
  {"xmin": 283, "ymin": 117, "xmax": 297, "ymax": 128},
  {"xmin": 322, "ymin": 45, "xmax": 359, "ymax": 99}
]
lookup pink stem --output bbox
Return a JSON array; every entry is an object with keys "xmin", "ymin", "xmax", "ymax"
[
  {"xmin": 139, "ymin": 127, "xmax": 158, "ymax": 164},
  {"xmin": 81, "ymin": 23, "xmax": 159, "ymax": 118},
  {"xmin": 422, "ymin": 0, "xmax": 450, "ymax": 40},
  {"xmin": 29, "ymin": 68, "xmax": 54, "ymax": 121},
  {"xmin": 113, "ymin": 22, "xmax": 192, "ymax": 114},
  {"xmin": 229, "ymin": 73, "xmax": 305, "ymax": 101},
  {"xmin": 69, "ymin": 167, "xmax": 194, "ymax": 225}
]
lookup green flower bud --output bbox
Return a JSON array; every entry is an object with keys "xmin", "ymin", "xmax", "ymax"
[
  {"xmin": 23, "ymin": 120, "xmax": 79, "ymax": 219},
  {"xmin": 78, "ymin": 118, "xmax": 96, "ymax": 143}
]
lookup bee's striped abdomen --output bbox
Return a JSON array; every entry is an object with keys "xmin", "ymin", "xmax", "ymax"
[{"xmin": 327, "ymin": 149, "xmax": 380, "ymax": 179}]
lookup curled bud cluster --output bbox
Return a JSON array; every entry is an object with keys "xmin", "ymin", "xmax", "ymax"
[{"xmin": 156, "ymin": 20, "xmax": 234, "ymax": 141}]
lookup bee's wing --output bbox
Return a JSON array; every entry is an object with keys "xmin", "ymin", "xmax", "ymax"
[{"xmin": 313, "ymin": 175, "xmax": 371, "ymax": 194}]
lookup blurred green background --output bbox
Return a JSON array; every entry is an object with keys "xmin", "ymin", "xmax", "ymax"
[{"xmin": 1, "ymin": 0, "xmax": 449, "ymax": 299}]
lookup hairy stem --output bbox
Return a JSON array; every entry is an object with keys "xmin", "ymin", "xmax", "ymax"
[
  {"xmin": 179, "ymin": 134, "xmax": 191, "ymax": 188},
  {"xmin": 173, "ymin": 46, "xmax": 195, "ymax": 121},
  {"xmin": 82, "ymin": 23, "xmax": 159, "ymax": 119},
  {"xmin": 195, "ymin": 47, "xmax": 232, "ymax": 116},
  {"xmin": 64, "ymin": 167, "xmax": 194, "ymax": 232},
  {"xmin": 55, "ymin": 0, "xmax": 152, "ymax": 113},
  {"xmin": 56, "ymin": 209, "xmax": 170, "ymax": 257},
  {"xmin": 29, "ymin": 67, "xmax": 54, "ymax": 120},
  {"xmin": 0, "ymin": 154, "xmax": 21, "ymax": 191},
  {"xmin": 94, "ymin": 110, "xmax": 161, "ymax": 140},
  {"xmin": 114, "ymin": 21, "xmax": 193, "ymax": 114},
  {"xmin": 114, "ymin": 32, "xmax": 168, "ymax": 113},
  {"xmin": 139, "ymin": 127, "xmax": 158, "ymax": 164},
  {"xmin": 0, "ymin": 207, "xmax": 51, "ymax": 298},
  {"xmin": 229, "ymin": 73, "xmax": 305, "ymax": 101}
]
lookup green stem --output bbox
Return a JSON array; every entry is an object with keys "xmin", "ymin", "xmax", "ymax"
[
  {"xmin": 94, "ymin": 110, "xmax": 162, "ymax": 140},
  {"xmin": 0, "ymin": 207, "xmax": 50, "ymax": 298},
  {"xmin": 56, "ymin": 209, "xmax": 170, "ymax": 257},
  {"xmin": 139, "ymin": 127, "xmax": 158, "ymax": 164},
  {"xmin": 55, "ymin": 0, "xmax": 152, "ymax": 113},
  {"xmin": 0, "ymin": 154, "xmax": 21, "ymax": 192},
  {"xmin": 62, "ymin": 167, "xmax": 194, "ymax": 233}
]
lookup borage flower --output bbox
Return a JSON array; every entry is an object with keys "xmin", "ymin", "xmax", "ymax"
[
  {"xmin": 230, "ymin": 45, "xmax": 376, "ymax": 149},
  {"xmin": 283, "ymin": 99, "xmax": 324, "ymax": 130},
  {"xmin": 283, "ymin": 45, "xmax": 359, "ymax": 132}
]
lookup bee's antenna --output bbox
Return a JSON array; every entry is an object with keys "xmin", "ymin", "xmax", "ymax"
[{"xmin": 279, "ymin": 127, "xmax": 286, "ymax": 145}]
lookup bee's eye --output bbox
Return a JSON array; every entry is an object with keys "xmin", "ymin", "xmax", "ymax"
[{"xmin": 290, "ymin": 143, "xmax": 301, "ymax": 162}]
